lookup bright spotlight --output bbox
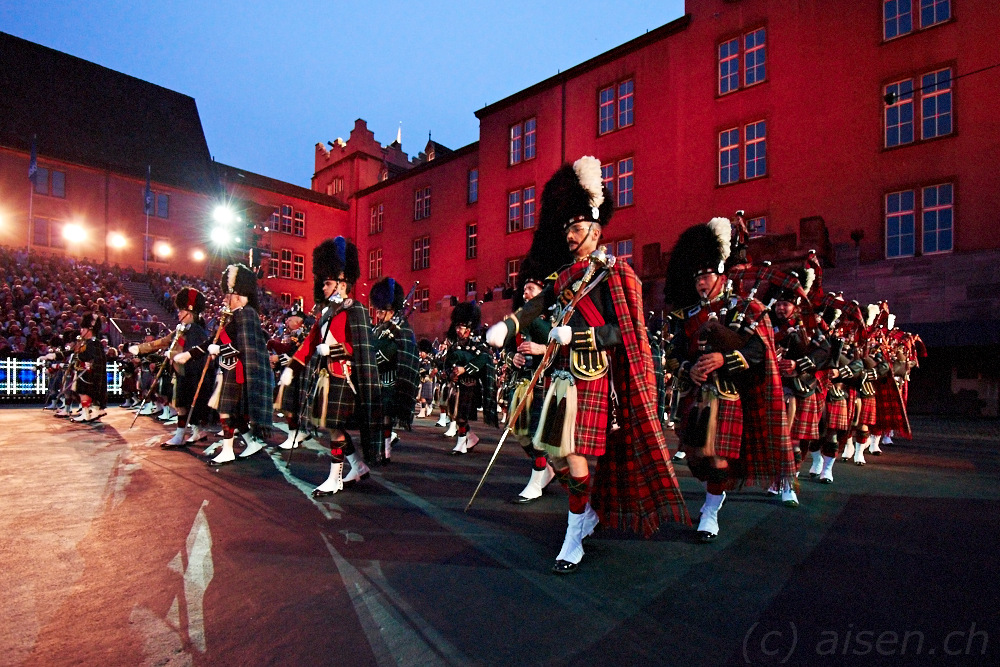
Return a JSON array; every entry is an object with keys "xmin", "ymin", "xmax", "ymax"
[
  {"xmin": 154, "ymin": 242, "xmax": 172, "ymax": 257},
  {"xmin": 192, "ymin": 249, "xmax": 206, "ymax": 262},
  {"xmin": 213, "ymin": 205, "xmax": 236, "ymax": 226},
  {"xmin": 109, "ymin": 232, "xmax": 126, "ymax": 249},
  {"xmin": 211, "ymin": 227, "xmax": 231, "ymax": 246},
  {"xmin": 63, "ymin": 224, "xmax": 86, "ymax": 243}
]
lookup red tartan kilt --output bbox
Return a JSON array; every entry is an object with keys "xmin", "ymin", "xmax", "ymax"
[
  {"xmin": 790, "ymin": 391, "xmax": 822, "ymax": 440},
  {"xmin": 571, "ymin": 373, "xmax": 610, "ymax": 457},
  {"xmin": 858, "ymin": 395, "xmax": 877, "ymax": 426},
  {"xmin": 676, "ymin": 394, "xmax": 743, "ymax": 460},
  {"xmin": 825, "ymin": 397, "xmax": 850, "ymax": 431}
]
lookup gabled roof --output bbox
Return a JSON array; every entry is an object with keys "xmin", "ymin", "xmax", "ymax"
[
  {"xmin": 0, "ymin": 31, "xmax": 217, "ymax": 193},
  {"xmin": 215, "ymin": 162, "xmax": 349, "ymax": 210}
]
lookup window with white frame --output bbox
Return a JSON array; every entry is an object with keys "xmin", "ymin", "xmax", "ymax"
[
  {"xmin": 280, "ymin": 205, "xmax": 293, "ymax": 234},
  {"xmin": 370, "ymin": 203, "xmax": 384, "ymax": 234},
  {"xmin": 415, "ymin": 287, "xmax": 430, "ymax": 313},
  {"xmin": 745, "ymin": 120, "xmax": 767, "ymax": 179},
  {"xmin": 509, "ymin": 117, "xmax": 536, "ymax": 165},
  {"xmin": 523, "ymin": 186, "xmax": 536, "ymax": 229},
  {"xmin": 293, "ymin": 254, "xmax": 305, "ymax": 281},
  {"xmin": 414, "ymin": 187, "xmax": 431, "ymax": 220},
  {"xmin": 279, "ymin": 249, "xmax": 293, "ymax": 278},
  {"xmin": 412, "ymin": 236, "xmax": 430, "ymax": 270},
  {"xmin": 718, "ymin": 28, "xmax": 766, "ymax": 95},
  {"xmin": 884, "ymin": 0, "xmax": 950, "ymax": 40},
  {"xmin": 884, "ymin": 184, "xmax": 960, "ymax": 258},
  {"xmin": 331, "ymin": 177, "xmax": 344, "ymax": 195},
  {"xmin": 612, "ymin": 239, "xmax": 633, "ymax": 266},
  {"xmin": 506, "ymin": 258, "xmax": 522, "ymax": 287},
  {"xmin": 293, "ymin": 211, "xmax": 304, "ymax": 237},
  {"xmin": 921, "ymin": 183, "xmax": 953, "ymax": 254},
  {"xmin": 884, "ymin": 68, "xmax": 952, "ymax": 147},
  {"xmin": 369, "ymin": 248, "xmax": 382, "ymax": 280},
  {"xmin": 616, "ymin": 158, "xmax": 633, "ymax": 207},
  {"xmin": 508, "ymin": 190, "xmax": 522, "ymax": 233},
  {"xmin": 31, "ymin": 217, "xmax": 66, "ymax": 248},
  {"xmin": 466, "ymin": 222, "xmax": 477, "ymax": 259},
  {"xmin": 719, "ymin": 121, "xmax": 767, "ymax": 185},
  {"xmin": 599, "ymin": 79, "xmax": 634, "ymax": 135},
  {"xmin": 601, "ymin": 163, "xmax": 614, "ymax": 198},
  {"xmin": 507, "ymin": 186, "xmax": 536, "ymax": 232}
]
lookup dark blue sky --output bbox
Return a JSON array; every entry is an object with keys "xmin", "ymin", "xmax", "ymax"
[{"xmin": 2, "ymin": 1, "xmax": 685, "ymax": 187}]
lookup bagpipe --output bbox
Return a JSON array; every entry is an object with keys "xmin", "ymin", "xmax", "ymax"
[
  {"xmin": 466, "ymin": 246, "xmax": 616, "ymax": 511},
  {"xmin": 186, "ymin": 306, "xmax": 233, "ymax": 417},
  {"xmin": 129, "ymin": 324, "xmax": 189, "ymax": 429}
]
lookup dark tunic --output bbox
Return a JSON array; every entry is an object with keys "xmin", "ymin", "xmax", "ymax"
[{"xmin": 75, "ymin": 337, "xmax": 107, "ymax": 408}]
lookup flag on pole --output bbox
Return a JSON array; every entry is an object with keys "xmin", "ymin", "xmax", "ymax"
[
  {"xmin": 143, "ymin": 165, "xmax": 154, "ymax": 215},
  {"xmin": 28, "ymin": 135, "xmax": 37, "ymax": 183}
]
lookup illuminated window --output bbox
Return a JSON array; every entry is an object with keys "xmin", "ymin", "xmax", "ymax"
[
  {"xmin": 293, "ymin": 211, "xmax": 304, "ymax": 237},
  {"xmin": 616, "ymin": 158, "xmax": 633, "ymax": 207},
  {"xmin": 599, "ymin": 79, "xmax": 634, "ymax": 134},
  {"xmin": 506, "ymin": 258, "xmax": 521, "ymax": 286},
  {"xmin": 280, "ymin": 249, "xmax": 293, "ymax": 278},
  {"xmin": 281, "ymin": 205, "xmax": 293, "ymax": 234},
  {"xmin": 415, "ymin": 287, "xmax": 430, "ymax": 313},
  {"xmin": 369, "ymin": 248, "xmax": 383, "ymax": 280},
  {"xmin": 293, "ymin": 254, "xmax": 305, "ymax": 281}
]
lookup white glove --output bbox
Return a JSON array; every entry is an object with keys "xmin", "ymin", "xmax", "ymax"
[
  {"xmin": 175, "ymin": 323, "xmax": 186, "ymax": 332},
  {"xmin": 549, "ymin": 326, "xmax": 572, "ymax": 346},
  {"xmin": 485, "ymin": 321, "xmax": 508, "ymax": 348},
  {"xmin": 208, "ymin": 344, "xmax": 221, "ymax": 356},
  {"xmin": 279, "ymin": 367, "xmax": 294, "ymax": 387},
  {"xmin": 128, "ymin": 345, "xmax": 140, "ymax": 355},
  {"xmin": 316, "ymin": 343, "xmax": 331, "ymax": 357},
  {"xmin": 173, "ymin": 351, "xmax": 192, "ymax": 364}
]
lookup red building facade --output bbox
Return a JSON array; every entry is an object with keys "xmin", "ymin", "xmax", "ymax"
[{"xmin": 335, "ymin": 0, "xmax": 999, "ymax": 413}]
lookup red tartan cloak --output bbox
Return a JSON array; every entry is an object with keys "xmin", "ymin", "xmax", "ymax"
[
  {"xmin": 735, "ymin": 300, "xmax": 798, "ymax": 489},
  {"xmin": 585, "ymin": 260, "xmax": 691, "ymax": 535},
  {"xmin": 873, "ymin": 376, "xmax": 912, "ymax": 438}
]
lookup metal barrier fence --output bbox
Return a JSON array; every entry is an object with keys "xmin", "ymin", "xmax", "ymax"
[{"xmin": 0, "ymin": 357, "xmax": 123, "ymax": 400}]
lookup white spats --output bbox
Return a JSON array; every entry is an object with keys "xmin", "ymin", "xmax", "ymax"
[
  {"xmin": 553, "ymin": 504, "xmax": 600, "ymax": 572},
  {"xmin": 781, "ymin": 480, "xmax": 799, "ymax": 507},
  {"xmin": 853, "ymin": 437, "xmax": 868, "ymax": 466},
  {"xmin": 451, "ymin": 435, "xmax": 469, "ymax": 455},
  {"xmin": 809, "ymin": 451, "xmax": 823, "ymax": 477},
  {"xmin": 841, "ymin": 438, "xmax": 855, "ymax": 460},
  {"xmin": 278, "ymin": 429, "xmax": 308, "ymax": 450},
  {"xmin": 342, "ymin": 452, "xmax": 370, "ymax": 484},
  {"xmin": 515, "ymin": 465, "xmax": 555, "ymax": 503},
  {"xmin": 186, "ymin": 425, "xmax": 208, "ymax": 443},
  {"xmin": 697, "ymin": 492, "xmax": 726, "ymax": 541},
  {"xmin": 443, "ymin": 421, "xmax": 458, "ymax": 437},
  {"xmin": 164, "ymin": 428, "xmax": 186, "ymax": 447},
  {"xmin": 238, "ymin": 433, "xmax": 266, "ymax": 458},
  {"xmin": 208, "ymin": 438, "xmax": 236, "ymax": 466},
  {"xmin": 313, "ymin": 462, "xmax": 344, "ymax": 496},
  {"xmin": 868, "ymin": 434, "xmax": 883, "ymax": 455},
  {"xmin": 820, "ymin": 455, "xmax": 835, "ymax": 483},
  {"xmin": 71, "ymin": 406, "xmax": 91, "ymax": 422},
  {"xmin": 435, "ymin": 413, "xmax": 450, "ymax": 427}
]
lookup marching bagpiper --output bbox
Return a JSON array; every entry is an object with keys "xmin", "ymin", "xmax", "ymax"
[
  {"xmin": 443, "ymin": 301, "xmax": 498, "ymax": 455},
  {"xmin": 159, "ymin": 288, "xmax": 212, "ymax": 447},
  {"xmin": 488, "ymin": 157, "xmax": 689, "ymax": 573},
  {"xmin": 415, "ymin": 338, "xmax": 436, "ymax": 418},
  {"xmin": 370, "ymin": 277, "xmax": 420, "ymax": 462},
  {"xmin": 282, "ymin": 237, "xmax": 382, "ymax": 497},
  {"xmin": 664, "ymin": 218, "xmax": 797, "ymax": 542},
  {"xmin": 175, "ymin": 264, "xmax": 273, "ymax": 465},
  {"xmin": 271, "ymin": 306, "xmax": 312, "ymax": 450},
  {"xmin": 70, "ymin": 313, "xmax": 107, "ymax": 423}
]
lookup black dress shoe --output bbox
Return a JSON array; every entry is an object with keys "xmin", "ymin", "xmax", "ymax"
[
  {"xmin": 311, "ymin": 488, "xmax": 335, "ymax": 498},
  {"xmin": 698, "ymin": 531, "xmax": 718, "ymax": 543},
  {"xmin": 820, "ymin": 478, "xmax": 833, "ymax": 484},
  {"xmin": 809, "ymin": 472, "xmax": 819, "ymax": 478},
  {"xmin": 512, "ymin": 494, "xmax": 541, "ymax": 504},
  {"xmin": 207, "ymin": 458, "xmax": 235, "ymax": 467},
  {"xmin": 161, "ymin": 442, "xmax": 188, "ymax": 449},
  {"xmin": 552, "ymin": 560, "xmax": 578, "ymax": 574}
]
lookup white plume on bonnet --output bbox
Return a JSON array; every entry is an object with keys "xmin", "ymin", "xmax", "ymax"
[
  {"xmin": 865, "ymin": 304, "xmax": 879, "ymax": 327},
  {"xmin": 888, "ymin": 314, "xmax": 896, "ymax": 329},
  {"xmin": 226, "ymin": 265, "xmax": 239, "ymax": 293},
  {"xmin": 803, "ymin": 267, "xmax": 816, "ymax": 293},
  {"xmin": 573, "ymin": 156, "xmax": 605, "ymax": 218},
  {"xmin": 707, "ymin": 217, "xmax": 732, "ymax": 264}
]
